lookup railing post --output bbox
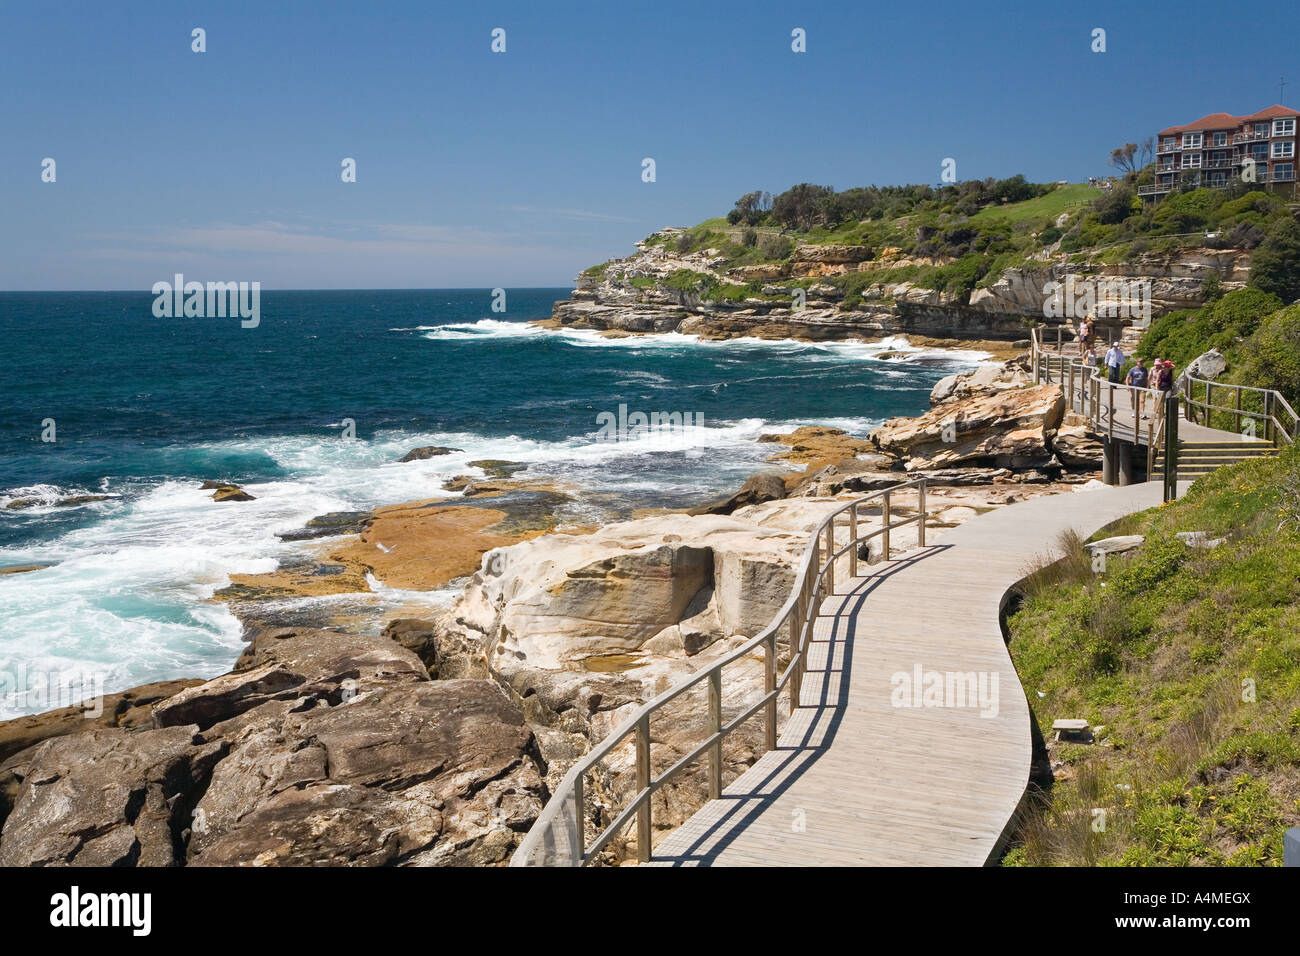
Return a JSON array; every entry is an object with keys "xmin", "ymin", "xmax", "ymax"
[
  {"xmin": 707, "ymin": 670, "xmax": 722, "ymax": 800},
  {"xmin": 882, "ymin": 491, "xmax": 891, "ymax": 561},
  {"xmin": 1265, "ymin": 392, "xmax": 1273, "ymax": 443},
  {"xmin": 1164, "ymin": 395, "xmax": 1179, "ymax": 502},
  {"xmin": 764, "ymin": 634, "xmax": 777, "ymax": 750},
  {"xmin": 848, "ymin": 503, "xmax": 858, "ymax": 577},
  {"xmin": 790, "ymin": 583, "xmax": 804, "ymax": 714},
  {"xmin": 574, "ymin": 772, "xmax": 585, "ymax": 864},
  {"xmin": 1106, "ymin": 382, "xmax": 1113, "ymax": 439},
  {"xmin": 917, "ymin": 479, "xmax": 927, "ymax": 548},
  {"xmin": 824, "ymin": 518, "xmax": 834, "ymax": 591},
  {"xmin": 635, "ymin": 716, "xmax": 651, "ymax": 863}
]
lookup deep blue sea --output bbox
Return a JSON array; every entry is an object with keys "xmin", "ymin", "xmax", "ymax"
[{"xmin": 0, "ymin": 288, "xmax": 985, "ymax": 716}]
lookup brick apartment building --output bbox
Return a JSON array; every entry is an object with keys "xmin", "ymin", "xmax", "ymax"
[{"xmin": 1140, "ymin": 104, "xmax": 1299, "ymax": 200}]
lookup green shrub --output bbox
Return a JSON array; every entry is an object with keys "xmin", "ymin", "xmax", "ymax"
[
  {"xmin": 1249, "ymin": 219, "xmax": 1300, "ymax": 304},
  {"xmin": 1237, "ymin": 305, "xmax": 1300, "ymax": 406}
]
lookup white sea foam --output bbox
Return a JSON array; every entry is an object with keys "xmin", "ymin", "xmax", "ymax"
[{"xmin": 403, "ymin": 321, "xmax": 992, "ymax": 364}]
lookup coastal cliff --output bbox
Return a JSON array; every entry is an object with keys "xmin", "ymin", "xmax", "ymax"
[{"xmin": 542, "ymin": 228, "xmax": 1250, "ymax": 344}]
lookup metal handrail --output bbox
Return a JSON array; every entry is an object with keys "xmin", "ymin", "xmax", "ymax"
[
  {"xmin": 1179, "ymin": 371, "xmax": 1299, "ymax": 445},
  {"xmin": 1031, "ymin": 328, "xmax": 1161, "ymax": 446},
  {"xmin": 1031, "ymin": 328, "xmax": 1296, "ymax": 471},
  {"xmin": 511, "ymin": 476, "xmax": 931, "ymax": 866}
]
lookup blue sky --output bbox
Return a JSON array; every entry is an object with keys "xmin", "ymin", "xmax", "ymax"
[{"xmin": 2, "ymin": 0, "xmax": 1296, "ymax": 289}]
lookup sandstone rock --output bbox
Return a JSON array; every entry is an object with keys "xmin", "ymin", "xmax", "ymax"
[
  {"xmin": 1052, "ymin": 424, "xmax": 1104, "ymax": 468},
  {"xmin": 930, "ymin": 361, "xmax": 1032, "ymax": 405},
  {"xmin": 1084, "ymin": 535, "xmax": 1145, "ymax": 557},
  {"xmin": 1176, "ymin": 531, "xmax": 1226, "ymax": 549},
  {"xmin": 689, "ymin": 472, "xmax": 787, "ymax": 516},
  {"xmin": 0, "ymin": 564, "xmax": 52, "ymax": 576},
  {"xmin": 381, "ymin": 618, "xmax": 439, "ymax": 672},
  {"xmin": 0, "ymin": 726, "xmax": 227, "ymax": 867},
  {"xmin": 0, "ymin": 678, "xmax": 204, "ymax": 764},
  {"xmin": 212, "ymin": 485, "xmax": 255, "ymax": 502},
  {"xmin": 398, "ymin": 445, "xmax": 462, "ymax": 462},
  {"xmin": 186, "ymin": 680, "xmax": 545, "ymax": 867},
  {"xmin": 154, "ymin": 627, "xmax": 429, "ymax": 731},
  {"xmin": 1186, "ymin": 349, "xmax": 1228, "ymax": 381},
  {"xmin": 468, "ymin": 460, "xmax": 528, "ymax": 479},
  {"xmin": 757, "ymin": 425, "xmax": 875, "ymax": 469},
  {"xmin": 6, "ymin": 495, "xmax": 116, "ymax": 509},
  {"xmin": 871, "ymin": 383, "xmax": 1065, "ymax": 470},
  {"xmin": 277, "ymin": 511, "xmax": 372, "ymax": 541}
]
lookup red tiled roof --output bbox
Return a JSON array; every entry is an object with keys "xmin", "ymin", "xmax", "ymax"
[
  {"xmin": 1159, "ymin": 105, "xmax": 1299, "ymax": 136},
  {"xmin": 1241, "ymin": 104, "xmax": 1300, "ymax": 122}
]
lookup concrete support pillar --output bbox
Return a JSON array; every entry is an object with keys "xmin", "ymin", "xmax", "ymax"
[
  {"xmin": 1117, "ymin": 439, "xmax": 1135, "ymax": 486},
  {"xmin": 1101, "ymin": 437, "xmax": 1117, "ymax": 485}
]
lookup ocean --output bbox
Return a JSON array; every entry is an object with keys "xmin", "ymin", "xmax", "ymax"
[{"xmin": 0, "ymin": 288, "xmax": 985, "ymax": 717}]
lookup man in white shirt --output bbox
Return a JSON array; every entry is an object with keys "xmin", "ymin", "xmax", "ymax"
[{"xmin": 1105, "ymin": 341, "xmax": 1125, "ymax": 384}]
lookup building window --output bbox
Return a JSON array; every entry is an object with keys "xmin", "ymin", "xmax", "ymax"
[
  {"xmin": 1182, "ymin": 132, "xmax": 1203, "ymax": 148},
  {"xmin": 1272, "ymin": 141, "xmax": 1295, "ymax": 158},
  {"xmin": 1256, "ymin": 122, "xmax": 1270, "ymax": 138},
  {"xmin": 1275, "ymin": 163, "xmax": 1295, "ymax": 181},
  {"xmin": 1213, "ymin": 132, "xmax": 1227, "ymax": 146},
  {"xmin": 1181, "ymin": 153, "xmax": 1202, "ymax": 168},
  {"xmin": 1273, "ymin": 118, "xmax": 1296, "ymax": 136},
  {"xmin": 1161, "ymin": 138, "xmax": 1175, "ymax": 151},
  {"xmin": 1252, "ymin": 143, "xmax": 1269, "ymax": 160}
]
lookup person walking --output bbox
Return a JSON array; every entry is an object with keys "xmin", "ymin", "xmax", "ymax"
[
  {"xmin": 1154, "ymin": 359, "xmax": 1175, "ymax": 420},
  {"xmin": 1077, "ymin": 317, "xmax": 1093, "ymax": 358},
  {"xmin": 1105, "ymin": 341, "xmax": 1125, "ymax": 384},
  {"xmin": 1127, "ymin": 356, "xmax": 1149, "ymax": 418}
]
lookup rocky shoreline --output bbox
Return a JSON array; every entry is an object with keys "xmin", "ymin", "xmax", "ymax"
[{"xmin": 0, "ymin": 346, "xmax": 1101, "ymax": 866}]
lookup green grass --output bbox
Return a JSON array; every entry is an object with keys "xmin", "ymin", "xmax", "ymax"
[
  {"xmin": 1003, "ymin": 448, "xmax": 1300, "ymax": 866},
  {"xmin": 970, "ymin": 183, "xmax": 1101, "ymax": 226}
]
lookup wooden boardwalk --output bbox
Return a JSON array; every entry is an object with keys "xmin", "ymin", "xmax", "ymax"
[
  {"xmin": 649, "ymin": 482, "xmax": 1172, "ymax": 866},
  {"xmin": 1036, "ymin": 345, "xmax": 1271, "ymax": 448}
]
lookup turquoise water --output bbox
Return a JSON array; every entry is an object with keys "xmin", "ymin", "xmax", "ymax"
[{"xmin": 0, "ymin": 289, "xmax": 983, "ymax": 715}]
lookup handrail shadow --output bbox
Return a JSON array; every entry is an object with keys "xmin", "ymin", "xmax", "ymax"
[{"xmin": 650, "ymin": 544, "xmax": 950, "ymax": 866}]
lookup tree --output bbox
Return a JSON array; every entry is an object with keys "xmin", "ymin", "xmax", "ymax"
[
  {"xmin": 1108, "ymin": 143, "xmax": 1140, "ymax": 174},
  {"xmin": 771, "ymin": 183, "xmax": 835, "ymax": 230},
  {"xmin": 1094, "ymin": 183, "xmax": 1136, "ymax": 224},
  {"xmin": 728, "ymin": 190, "xmax": 772, "ymax": 226},
  {"xmin": 1249, "ymin": 219, "xmax": 1300, "ymax": 304}
]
